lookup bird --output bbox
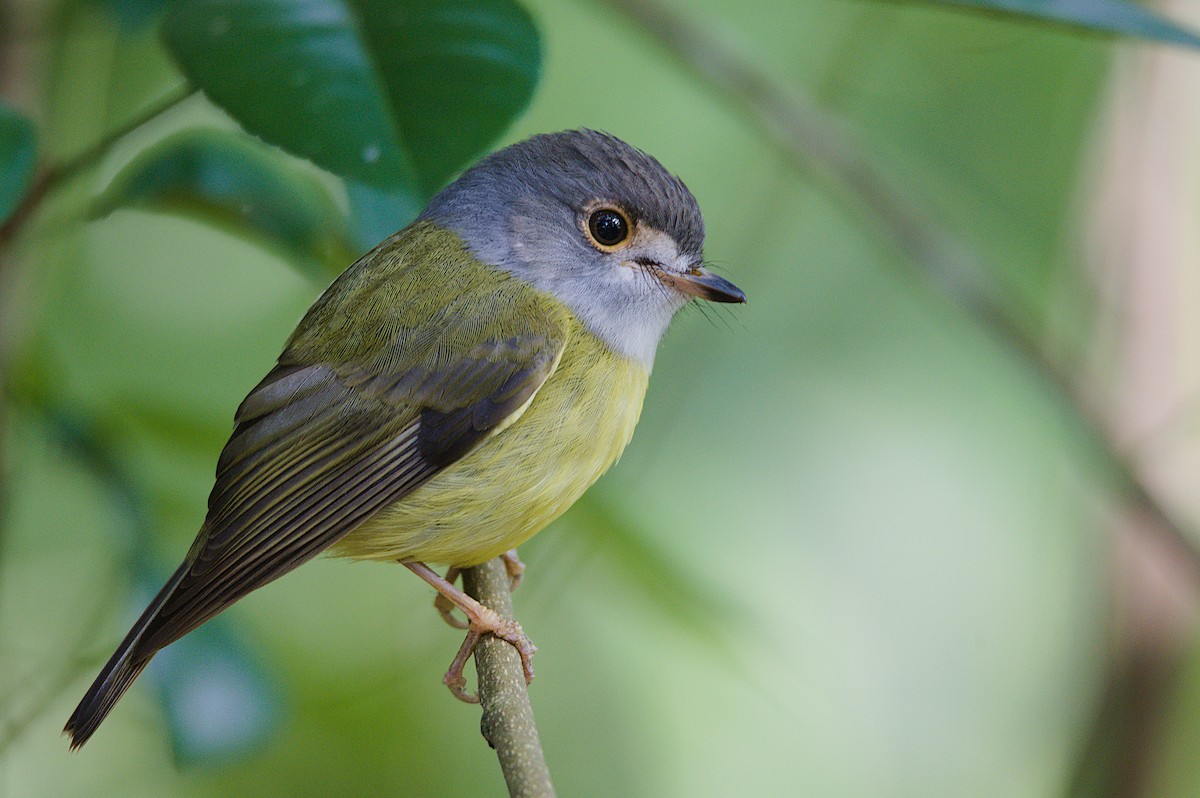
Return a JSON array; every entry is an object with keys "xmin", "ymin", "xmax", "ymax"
[{"xmin": 64, "ymin": 129, "xmax": 745, "ymax": 748}]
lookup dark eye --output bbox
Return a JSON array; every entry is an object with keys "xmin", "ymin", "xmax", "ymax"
[{"xmin": 587, "ymin": 208, "xmax": 630, "ymax": 248}]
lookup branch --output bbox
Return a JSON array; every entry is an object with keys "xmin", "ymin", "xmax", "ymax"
[
  {"xmin": 602, "ymin": 0, "xmax": 1200, "ymax": 577},
  {"xmin": 0, "ymin": 83, "xmax": 195, "ymax": 248},
  {"xmin": 461, "ymin": 558, "xmax": 555, "ymax": 798}
]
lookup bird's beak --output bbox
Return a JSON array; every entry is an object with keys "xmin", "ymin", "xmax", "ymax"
[{"xmin": 658, "ymin": 266, "xmax": 746, "ymax": 304}]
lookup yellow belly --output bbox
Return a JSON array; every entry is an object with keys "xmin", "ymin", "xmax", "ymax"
[{"xmin": 332, "ymin": 322, "xmax": 649, "ymax": 566}]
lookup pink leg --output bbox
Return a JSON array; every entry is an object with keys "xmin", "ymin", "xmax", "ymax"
[
  {"xmin": 403, "ymin": 560, "xmax": 536, "ymax": 703},
  {"xmin": 433, "ymin": 566, "xmax": 468, "ymax": 629}
]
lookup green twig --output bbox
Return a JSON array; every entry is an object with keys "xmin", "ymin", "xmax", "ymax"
[
  {"xmin": 0, "ymin": 84, "xmax": 196, "ymax": 582},
  {"xmin": 462, "ymin": 558, "xmax": 555, "ymax": 798},
  {"xmin": 602, "ymin": 0, "xmax": 1200, "ymax": 577},
  {"xmin": 0, "ymin": 82, "xmax": 195, "ymax": 248}
]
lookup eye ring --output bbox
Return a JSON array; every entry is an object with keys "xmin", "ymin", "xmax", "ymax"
[{"xmin": 586, "ymin": 207, "xmax": 631, "ymax": 249}]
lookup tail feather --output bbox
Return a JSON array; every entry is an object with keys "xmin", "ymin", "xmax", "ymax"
[{"xmin": 64, "ymin": 562, "xmax": 189, "ymax": 749}]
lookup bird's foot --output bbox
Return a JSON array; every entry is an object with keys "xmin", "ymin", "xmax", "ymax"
[
  {"xmin": 402, "ymin": 560, "xmax": 536, "ymax": 703},
  {"xmin": 442, "ymin": 605, "xmax": 536, "ymax": 703},
  {"xmin": 500, "ymin": 549, "xmax": 525, "ymax": 591}
]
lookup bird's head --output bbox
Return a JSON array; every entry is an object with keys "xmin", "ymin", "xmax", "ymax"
[{"xmin": 421, "ymin": 129, "xmax": 744, "ymax": 366}]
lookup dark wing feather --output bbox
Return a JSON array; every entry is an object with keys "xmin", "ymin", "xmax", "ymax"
[{"xmin": 144, "ymin": 333, "xmax": 563, "ymax": 654}]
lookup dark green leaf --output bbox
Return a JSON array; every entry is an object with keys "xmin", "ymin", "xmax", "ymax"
[
  {"xmin": 88, "ymin": 0, "xmax": 169, "ymax": 29},
  {"xmin": 94, "ymin": 128, "xmax": 356, "ymax": 279},
  {"xmin": 0, "ymin": 104, "xmax": 37, "ymax": 225},
  {"xmin": 922, "ymin": 0, "xmax": 1200, "ymax": 48},
  {"xmin": 161, "ymin": 0, "xmax": 541, "ymax": 196}
]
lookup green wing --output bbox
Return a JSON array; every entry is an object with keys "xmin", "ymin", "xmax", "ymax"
[
  {"xmin": 142, "ymin": 223, "xmax": 569, "ymax": 653},
  {"xmin": 66, "ymin": 223, "xmax": 570, "ymax": 748}
]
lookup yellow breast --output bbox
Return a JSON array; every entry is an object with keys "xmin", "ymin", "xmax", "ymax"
[{"xmin": 333, "ymin": 320, "xmax": 649, "ymax": 566}]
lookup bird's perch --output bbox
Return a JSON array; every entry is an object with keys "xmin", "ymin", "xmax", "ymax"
[{"xmin": 461, "ymin": 558, "xmax": 555, "ymax": 798}]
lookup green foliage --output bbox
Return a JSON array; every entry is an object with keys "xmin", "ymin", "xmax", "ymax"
[
  {"xmin": 0, "ymin": 104, "xmax": 37, "ymax": 224},
  {"xmin": 569, "ymin": 494, "xmax": 744, "ymax": 655},
  {"xmin": 7, "ymin": 0, "xmax": 1200, "ymax": 794},
  {"xmin": 88, "ymin": 0, "xmax": 168, "ymax": 29},
  {"xmin": 93, "ymin": 128, "xmax": 355, "ymax": 279},
  {"xmin": 922, "ymin": 0, "xmax": 1200, "ymax": 47},
  {"xmin": 161, "ymin": 0, "xmax": 541, "ymax": 196}
]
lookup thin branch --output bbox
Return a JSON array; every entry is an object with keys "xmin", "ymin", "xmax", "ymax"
[
  {"xmin": 461, "ymin": 558, "xmax": 555, "ymax": 798},
  {"xmin": 0, "ymin": 82, "xmax": 196, "ymax": 248},
  {"xmin": 602, "ymin": 0, "xmax": 1200, "ymax": 577},
  {"xmin": 0, "ymin": 83, "xmax": 196, "ymax": 595}
]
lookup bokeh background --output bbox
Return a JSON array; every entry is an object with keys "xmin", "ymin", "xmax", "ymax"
[{"xmin": 3, "ymin": 0, "xmax": 1200, "ymax": 795}]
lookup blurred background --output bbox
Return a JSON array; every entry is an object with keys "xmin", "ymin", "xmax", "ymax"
[{"xmin": 2, "ymin": 0, "xmax": 1200, "ymax": 795}]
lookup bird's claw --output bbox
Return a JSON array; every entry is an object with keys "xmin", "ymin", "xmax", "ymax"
[
  {"xmin": 402, "ymin": 559, "xmax": 536, "ymax": 703},
  {"xmin": 501, "ymin": 549, "xmax": 525, "ymax": 592},
  {"xmin": 443, "ymin": 606, "xmax": 536, "ymax": 704}
]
